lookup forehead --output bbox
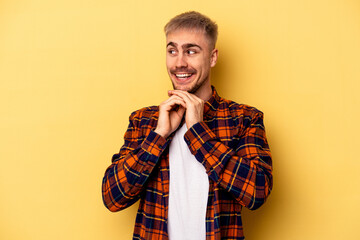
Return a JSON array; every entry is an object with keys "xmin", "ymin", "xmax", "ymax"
[{"xmin": 166, "ymin": 29, "xmax": 210, "ymax": 48}]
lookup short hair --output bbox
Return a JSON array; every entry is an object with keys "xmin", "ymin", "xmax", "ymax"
[{"xmin": 164, "ymin": 11, "xmax": 218, "ymax": 49}]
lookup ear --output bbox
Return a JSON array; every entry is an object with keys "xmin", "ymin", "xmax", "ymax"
[{"xmin": 210, "ymin": 49, "xmax": 218, "ymax": 67}]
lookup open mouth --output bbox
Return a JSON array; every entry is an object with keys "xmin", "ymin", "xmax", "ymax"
[{"xmin": 174, "ymin": 73, "xmax": 194, "ymax": 81}]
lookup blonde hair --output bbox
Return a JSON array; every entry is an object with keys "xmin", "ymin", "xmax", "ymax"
[{"xmin": 164, "ymin": 11, "xmax": 218, "ymax": 49}]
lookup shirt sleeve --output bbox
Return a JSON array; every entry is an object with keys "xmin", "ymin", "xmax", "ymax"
[
  {"xmin": 184, "ymin": 110, "xmax": 273, "ymax": 210},
  {"xmin": 102, "ymin": 110, "xmax": 168, "ymax": 212}
]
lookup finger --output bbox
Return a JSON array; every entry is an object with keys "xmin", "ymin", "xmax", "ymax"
[
  {"xmin": 175, "ymin": 105, "xmax": 186, "ymax": 117},
  {"xmin": 168, "ymin": 90, "xmax": 194, "ymax": 105},
  {"xmin": 163, "ymin": 95, "xmax": 185, "ymax": 105},
  {"xmin": 165, "ymin": 97, "xmax": 186, "ymax": 109},
  {"xmin": 168, "ymin": 90, "xmax": 187, "ymax": 98},
  {"xmin": 170, "ymin": 90, "xmax": 202, "ymax": 103},
  {"xmin": 167, "ymin": 90, "xmax": 189, "ymax": 97},
  {"xmin": 165, "ymin": 94, "xmax": 186, "ymax": 101}
]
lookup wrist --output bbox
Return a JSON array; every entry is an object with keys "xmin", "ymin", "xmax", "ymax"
[
  {"xmin": 154, "ymin": 128, "xmax": 168, "ymax": 139},
  {"xmin": 187, "ymin": 119, "xmax": 202, "ymax": 130}
]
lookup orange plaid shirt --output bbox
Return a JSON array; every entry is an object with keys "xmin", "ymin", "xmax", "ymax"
[{"xmin": 102, "ymin": 86, "xmax": 273, "ymax": 239}]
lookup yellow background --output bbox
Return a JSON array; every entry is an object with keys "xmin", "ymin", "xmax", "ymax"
[{"xmin": 1, "ymin": 0, "xmax": 359, "ymax": 239}]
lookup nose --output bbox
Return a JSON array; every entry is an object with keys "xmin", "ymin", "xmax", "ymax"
[{"xmin": 175, "ymin": 53, "xmax": 187, "ymax": 68}]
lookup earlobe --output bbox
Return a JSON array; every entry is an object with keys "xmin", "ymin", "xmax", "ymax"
[{"xmin": 210, "ymin": 49, "xmax": 218, "ymax": 67}]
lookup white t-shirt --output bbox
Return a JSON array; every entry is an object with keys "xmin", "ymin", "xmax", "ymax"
[{"xmin": 168, "ymin": 123, "xmax": 209, "ymax": 240}]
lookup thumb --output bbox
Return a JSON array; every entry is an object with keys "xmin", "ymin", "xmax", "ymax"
[{"xmin": 177, "ymin": 105, "xmax": 186, "ymax": 118}]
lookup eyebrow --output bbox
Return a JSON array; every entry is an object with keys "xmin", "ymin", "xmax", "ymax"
[
  {"xmin": 167, "ymin": 42, "xmax": 202, "ymax": 50},
  {"xmin": 184, "ymin": 43, "xmax": 202, "ymax": 50}
]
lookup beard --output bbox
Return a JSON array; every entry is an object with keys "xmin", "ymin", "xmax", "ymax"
[{"xmin": 171, "ymin": 79, "xmax": 203, "ymax": 94}]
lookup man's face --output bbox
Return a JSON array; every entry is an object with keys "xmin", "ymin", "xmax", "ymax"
[{"xmin": 166, "ymin": 29, "xmax": 217, "ymax": 94}]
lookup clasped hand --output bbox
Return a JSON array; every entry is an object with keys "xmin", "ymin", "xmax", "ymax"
[{"xmin": 154, "ymin": 90, "xmax": 204, "ymax": 139}]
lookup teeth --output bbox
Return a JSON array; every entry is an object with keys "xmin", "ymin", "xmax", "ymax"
[{"xmin": 176, "ymin": 73, "xmax": 192, "ymax": 78}]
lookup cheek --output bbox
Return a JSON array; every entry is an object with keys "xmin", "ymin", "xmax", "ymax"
[
  {"xmin": 165, "ymin": 60, "xmax": 172, "ymax": 70},
  {"xmin": 187, "ymin": 58, "xmax": 202, "ymax": 69},
  {"xmin": 195, "ymin": 59, "xmax": 211, "ymax": 71},
  {"xmin": 166, "ymin": 57, "xmax": 176, "ymax": 69}
]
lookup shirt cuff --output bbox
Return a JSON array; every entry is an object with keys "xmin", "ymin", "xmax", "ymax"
[
  {"xmin": 183, "ymin": 121, "xmax": 217, "ymax": 155},
  {"xmin": 140, "ymin": 130, "xmax": 168, "ymax": 164}
]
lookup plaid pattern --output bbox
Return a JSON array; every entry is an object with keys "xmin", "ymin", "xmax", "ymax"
[{"xmin": 102, "ymin": 86, "xmax": 273, "ymax": 240}]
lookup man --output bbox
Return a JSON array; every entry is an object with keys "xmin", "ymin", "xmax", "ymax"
[{"xmin": 102, "ymin": 11, "xmax": 272, "ymax": 240}]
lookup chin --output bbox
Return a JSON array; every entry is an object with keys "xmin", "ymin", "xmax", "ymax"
[
  {"xmin": 173, "ymin": 84, "xmax": 193, "ymax": 92},
  {"xmin": 171, "ymin": 77, "xmax": 204, "ymax": 94}
]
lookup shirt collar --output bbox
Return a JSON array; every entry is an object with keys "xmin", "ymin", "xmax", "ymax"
[{"xmin": 204, "ymin": 85, "xmax": 221, "ymax": 117}]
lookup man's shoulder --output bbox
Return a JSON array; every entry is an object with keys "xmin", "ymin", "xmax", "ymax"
[
  {"xmin": 219, "ymin": 97, "xmax": 264, "ymax": 119},
  {"xmin": 128, "ymin": 105, "xmax": 159, "ymax": 120}
]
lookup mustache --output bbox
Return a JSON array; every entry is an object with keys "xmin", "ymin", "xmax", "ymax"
[{"xmin": 170, "ymin": 67, "xmax": 196, "ymax": 74}]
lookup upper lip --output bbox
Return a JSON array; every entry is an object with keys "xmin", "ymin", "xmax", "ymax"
[{"xmin": 170, "ymin": 68, "xmax": 196, "ymax": 75}]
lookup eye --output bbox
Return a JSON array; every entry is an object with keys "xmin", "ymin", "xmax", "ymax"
[
  {"xmin": 187, "ymin": 49, "xmax": 196, "ymax": 55},
  {"xmin": 168, "ymin": 49, "xmax": 177, "ymax": 55}
]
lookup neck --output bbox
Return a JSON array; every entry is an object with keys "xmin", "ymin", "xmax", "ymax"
[{"xmin": 194, "ymin": 80, "xmax": 212, "ymax": 101}]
